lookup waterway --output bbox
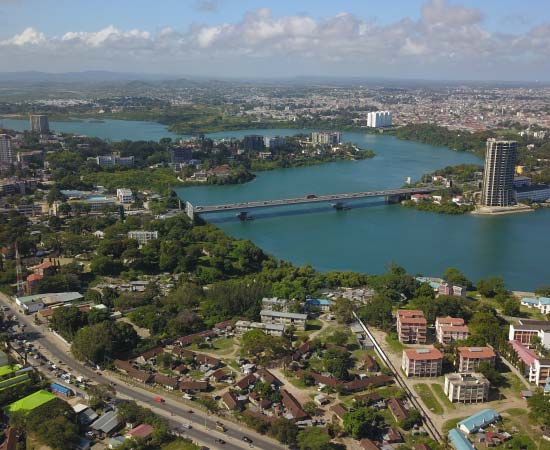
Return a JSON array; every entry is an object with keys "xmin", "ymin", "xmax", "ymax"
[{"xmin": 2, "ymin": 117, "xmax": 548, "ymax": 290}]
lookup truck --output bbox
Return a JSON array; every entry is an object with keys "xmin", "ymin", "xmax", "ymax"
[{"xmin": 153, "ymin": 396, "xmax": 165, "ymax": 403}]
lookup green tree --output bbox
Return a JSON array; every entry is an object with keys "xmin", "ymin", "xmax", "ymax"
[
  {"xmin": 50, "ymin": 305, "xmax": 88, "ymax": 340},
  {"xmin": 535, "ymin": 285, "xmax": 550, "ymax": 297},
  {"xmin": 343, "ymin": 407, "xmax": 384, "ymax": 439},
  {"xmin": 528, "ymin": 391, "xmax": 550, "ymax": 426},
  {"xmin": 443, "ymin": 267, "xmax": 472, "ymax": 289},
  {"xmin": 357, "ymin": 294, "xmax": 393, "ymax": 329},
  {"xmin": 297, "ymin": 427, "xmax": 332, "ymax": 450},
  {"xmin": 502, "ymin": 298, "xmax": 520, "ymax": 317},
  {"xmin": 477, "ymin": 276, "xmax": 505, "ymax": 298},
  {"xmin": 330, "ymin": 297, "xmax": 355, "ymax": 324},
  {"xmin": 270, "ymin": 418, "xmax": 299, "ymax": 445}
]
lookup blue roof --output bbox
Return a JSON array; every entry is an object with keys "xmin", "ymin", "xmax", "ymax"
[
  {"xmin": 449, "ymin": 429, "xmax": 475, "ymax": 450},
  {"xmin": 457, "ymin": 409, "xmax": 499, "ymax": 433},
  {"xmin": 415, "ymin": 277, "xmax": 441, "ymax": 289},
  {"xmin": 306, "ymin": 298, "xmax": 332, "ymax": 306},
  {"xmin": 51, "ymin": 383, "xmax": 71, "ymax": 394},
  {"xmin": 522, "ymin": 297, "xmax": 550, "ymax": 305}
]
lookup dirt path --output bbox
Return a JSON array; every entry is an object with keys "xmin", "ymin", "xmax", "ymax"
[{"xmin": 269, "ymin": 367, "xmax": 314, "ymax": 405}]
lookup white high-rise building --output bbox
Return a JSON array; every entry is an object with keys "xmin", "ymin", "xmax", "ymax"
[
  {"xmin": 367, "ymin": 111, "xmax": 393, "ymax": 128},
  {"xmin": 0, "ymin": 134, "xmax": 13, "ymax": 164}
]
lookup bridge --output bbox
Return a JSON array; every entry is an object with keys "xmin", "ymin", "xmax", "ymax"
[{"xmin": 185, "ymin": 186, "xmax": 439, "ymax": 220}]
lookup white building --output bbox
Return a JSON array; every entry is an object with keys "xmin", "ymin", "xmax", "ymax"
[
  {"xmin": 235, "ymin": 320, "xmax": 285, "ymax": 337},
  {"xmin": 515, "ymin": 184, "xmax": 550, "ymax": 203},
  {"xmin": 520, "ymin": 297, "xmax": 550, "ymax": 315},
  {"xmin": 444, "ymin": 373, "xmax": 490, "ymax": 403},
  {"xmin": 128, "ymin": 230, "xmax": 159, "ymax": 245},
  {"xmin": 116, "ymin": 189, "xmax": 133, "ymax": 204},
  {"xmin": 0, "ymin": 134, "xmax": 13, "ymax": 164},
  {"xmin": 311, "ymin": 132, "xmax": 342, "ymax": 145},
  {"xmin": 260, "ymin": 309, "xmax": 308, "ymax": 331},
  {"xmin": 367, "ymin": 111, "xmax": 392, "ymax": 128}
]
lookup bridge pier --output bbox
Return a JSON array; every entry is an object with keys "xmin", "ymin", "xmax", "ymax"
[
  {"xmin": 385, "ymin": 194, "xmax": 403, "ymax": 204},
  {"xmin": 185, "ymin": 201, "xmax": 195, "ymax": 221}
]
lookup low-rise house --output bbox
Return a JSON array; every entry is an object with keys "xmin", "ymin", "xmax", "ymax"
[
  {"xmin": 221, "ymin": 391, "xmax": 241, "ymax": 411},
  {"xmin": 330, "ymin": 403, "xmax": 349, "ymax": 420},
  {"xmin": 360, "ymin": 354, "xmax": 378, "ymax": 372},
  {"xmin": 114, "ymin": 360, "xmax": 152, "ymax": 384},
  {"xmin": 260, "ymin": 310, "xmax": 308, "ymax": 331},
  {"xmin": 256, "ymin": 368, "xmax": 282, "ymax": 387},
  {"xmin": 126, "ymin": 424, "xmax": 153, "ymax": 440},
  {"xmin": 384, "ymin": 427, "xmax": 403, "ymax": 443},
  {"xmin": 91, "ymin": 411, "xmax": 121, "ymax": 436},
  {"xmin": 235, "ymin": 320, "xmax": 285, "ymax": 336},
  {"xmin": 436, "ymin": 317, "xmax": 469, "ymax": 344},
  {"xmin": 210, "ymin": 368, "xmax": 229, "ymax": 383},
  {"xmin": 521, "ymin": 297, "xmax": 550, "ymax": 315},
  {"xmin": 305, "ymin": 298, "xmax": 332, "ymax": 312},
  {"xmin": 439, "ymin": 282, "xmax": 467, "ymax": 298},
  {"xmin": 444, "ymin": 373, "xmax": 490, "ymax": 403},
  {"xmin": 457, "ymin": 347, "xmax": 496, "ymax": 372},
  {"xmin": 179, "ymin": 380, "xmax": 209, "ymax": 392},
  {"xmin": 281, "ymin": 390, "xmax": 308, "ymax": 421},
  {"xmin": 314, "ymin": 394, "xmax": 329, "ymax": 406},
  {"xmin": 136, "ymin": 347, "xmax": 164, "ymax": 365},
  {"xmin": 387, "ymin": 398, "xmax": 409, "ymax": 422},
  {"xmin": 448, "ymin": 429, "xmax": 475, "ymax": 450},
  {"xmin": 360, "ymin": 439, "xmax": 381, "ymax": 450},
  {"xmin": 402, "ymin": 348, "xmax": 443, "ymax": 377},
  {"xmin": 396, "ymin": 310, "xmax": 427, "ymax": 344},
  {"xmin": 153, "ymin": 373, "xmax": 179, "ymax": 390},
  {"xmin": 354, "ymin": 392, "xmax": 383, "ymax": 406},
  {"xmin": 236, "ymin": 373, "xmax": 257, "ymax": 390},
  {"xmin": 457, "ymin": 409, "xmax": 500, "ymax": 434},
  {"xmin": 195, "ymin": 354, "xmax": 222, "ymax": 370}
]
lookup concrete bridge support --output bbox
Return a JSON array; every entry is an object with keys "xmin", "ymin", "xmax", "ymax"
[
  {"xmin": 185, "ymin": 201, "xmax": 195, "ymax": 221},
  {"xmin": 385, "ymin": 194, "xmax": 403, "ymax": 204}
]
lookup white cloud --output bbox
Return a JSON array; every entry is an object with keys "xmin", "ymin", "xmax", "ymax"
[{"xmin": 0, "ymin": 0, "xmax": 549, "ymax": 80}]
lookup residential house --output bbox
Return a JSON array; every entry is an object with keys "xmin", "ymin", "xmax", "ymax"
[
  {"xmin": 281, "ymin": 390, "xmax": 308, "ymax": 421},
  {"xmin": 457, "ymin": 409, "xmax": 500, "ymax": 434},
  {"xmin": 221, "ymin": 391, "xmax": 241, "ymax": 411},
  {"xmin": 126, "ymin": 424, "xmax": 153, "ymax": 440},
  {"xmin": 179, "ymin": 381, "xmax": 209, "ymax": 393},
  {"xmin": 153, "ymin": 373, "xmax": 179, "ymax": 390},
  {"xmin": 330, "ymin": 403, "xmax": 349, "ymax": 420},
  {"xmin": 387, "ymin": 398, "xmax": 409, "ymax": 422}
]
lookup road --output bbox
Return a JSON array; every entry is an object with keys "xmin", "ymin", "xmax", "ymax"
[{"xmin": 0, "ymin": 293, "xmax": 285, "ymax": 450}]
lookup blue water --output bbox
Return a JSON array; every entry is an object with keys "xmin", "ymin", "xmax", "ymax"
[{"xmin": 2, "ymin": 116, "xmax": 547, "ymax": 290}]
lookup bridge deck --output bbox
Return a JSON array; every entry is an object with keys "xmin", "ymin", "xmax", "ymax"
[{"xmin": 192, "ymin": 186, "xmax": 438, "ymax": 214}]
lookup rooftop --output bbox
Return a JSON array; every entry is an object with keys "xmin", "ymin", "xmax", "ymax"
[
  {"xmin": 260, "ymin": 309, "xmax": 308, "ymax": 320},
  {"xmin": 448, "ymin": 429, "xmax": 475, "ymax": 450},
  {"xmin": 445, "ymin": 372, "xmax": 489, "ymax": 386},
  {"xmin": 458, "ymin": 347, "xmax": 496, "ymax": 359},
  {"xmin": 457, "ymin": 409, "xmax": 499, "ymax": 433},
  {"xmin": 16, "ymin": 292, "xmax": 83, "ymax": 305},
  {"xmin": 404, "ymin": 348, "xmax": 443, "ymax": 360}
]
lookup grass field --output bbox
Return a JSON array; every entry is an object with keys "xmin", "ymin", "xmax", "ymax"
[
  {"xmin": 443, "ymin": 417, "xmax": 464, "ymax": 434},
  {"xmin": 413, "ymin": 383, "xmax": 444, "ymax": 415},
  {"xmin": 162, "ymin": 438, "xmax": 200, "ymax": 450},
  {"xmin": 431, "ymin": 383, "xmax": 455, "ymax": 410},
  {"xmin": 189, "ymin": 337, "xmax": 235, "ymax": 355},
  {"xmin": 7, "ymin": 390, "xmax": 56, "ymax": 413},
  {"xmin": 385, "ymin": 332, "xmax": 407, "ymax": 353}
]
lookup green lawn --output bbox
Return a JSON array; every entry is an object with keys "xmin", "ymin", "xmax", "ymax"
[
  {"xmin": 413, "ymin": 383, "xmax": 444, "ymax": 415},
  {"xmin": 189, "ymin": 337, "xmax": 235, "ymax": 355},
  {"xmin": 188, "ymin": 370, "xmax": 205, "ymax": 380},
  {"xmin": 443, "ymin": 417, "xmax": 464, "ymax": 434},
  {"xmin": 162, "ymin": 438, "xmax": 200, "ymax": 450},
  {"xmin": 6, "ymin": 390, "xmax": 56, "ymax": 413},
  {"xmin": 431, "ymin": 383, "xmax": 455, "ymax": 410},
  {"xmin": 385, "ymin": 332, "xmax": 407, "ymax": 354}
]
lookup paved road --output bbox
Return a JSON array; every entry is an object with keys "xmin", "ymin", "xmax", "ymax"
[{"xmin": 0, "ymin": 293, "xmax": 285, "ymax": 450}]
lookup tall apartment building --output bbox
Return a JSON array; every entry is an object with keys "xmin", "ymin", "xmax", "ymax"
[
  {"xmin": 435, "ymin": 317, "xmax": 469, "ymax": 344},
  {"xmin": 30, "ymin": 115, "xmax": 50, "ymax": 134},
  {"xmin": 457, "ymin": 347, "xmax": 496, "ymax": 372},
  {"xmin": 170, "ymin": 147, "xmax": 194, "ymax": 165},
  {"xmin": 402, "ymin": 348, "xmax": 443, "ymax": 377},
  {"xmin": 127, "ymin": 230, "xmax": 159, "ymax": 245},
  {"xmin": 264, "ymin": 136, "xmax": 286, "ymax": 150},
  {"xmin": 444, "ymin": 373, "xmax": 490, "ymax": 403},
  {"xmin": 367, "ymin": 111, "xmax": 392, "ymax": 128},
  {"xmin": 481, "ymin": 139, "xmax": 517, "ymax": 207},
  {"xmin": 243, "ymin": 135, "xmax": 265, "ymax": 152},
  {"xmin": 509, "ymin": 340, "xmax": 550, "ymax": 386},
  {"xmin": 311, "ymin": 132, "xmax": 342, "ymax": 145},
  {"xmin": 396, "ymin": 310, "xmax": 427, "ymax": 344},
  {"xmin": 0, "ymin": 134, "xmax": 13, "ymax": 164}
]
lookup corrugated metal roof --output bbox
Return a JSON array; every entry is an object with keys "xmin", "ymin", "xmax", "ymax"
[
  {"xmin": 449, "ymin": 429, "xmax": 475, "ymax": 450},
  {"xmin": 457, "ymin": 409, "xmax": 499, "ymax": 433}
]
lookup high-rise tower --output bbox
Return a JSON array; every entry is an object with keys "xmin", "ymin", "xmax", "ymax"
[
  {"xmin": 30, "ymin": 114, "xmax": 50, "ymax": 134},
  {"xmin": 481, "ymin": 139, "xmax": 517, "ymax": 207}
]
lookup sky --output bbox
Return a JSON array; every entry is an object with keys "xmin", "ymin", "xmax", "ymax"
[{"xmin": 1, "ymin": 0, "xmax": 549, "ymax": 81}]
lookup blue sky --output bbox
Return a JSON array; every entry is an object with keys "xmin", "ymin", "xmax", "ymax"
[{"xmin": 1, "ymin": 0, "xmax": 549, "ymax": 80}]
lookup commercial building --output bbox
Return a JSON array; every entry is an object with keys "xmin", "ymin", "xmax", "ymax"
[
  {"xmin": 457, "ymin": 347, "xmax": 496, "ymax": 372},
  {"xmin": 15, "ymin": 292, "xmax": 83, "ymax": 314},
  {"xmin": 515, "ymin": 184, "xmax": 550, "ymax": 203},
  {"xmin": 260, "ymin": 310, "xmax": 308, "ymax": 331},
  {"xmin": 508, "ymin": 319, "xmax": 550, "ymax": 349},
  {"xmin": 311, "ymin": 132, "xmax": 341, "ymax": 145},
  {"xmin": 367, "ymin": 111, "xmax": 392, "ymax": 128},
  {"xmin": 243, "ymin": 135, "xmax": 265, "ymax": 151},
  {"xmin": 94, "ymin": 153, "xmax": 134, "ymax": 167},
  {"xmin": 396, "ymin": 310, "xmax": 427, "ymax": 344},
  {"xmin": 0, "ymin": 134, "xmax": 13, "ymax": 164},
  {"xmin": 128, "ymin": 230, "xmax": 159, "ymax": 245},
  {"xmin": 235, "ymin": 320, "xmax": 285, "ymax": 337},
  {"xmin": 436, "ymin": 317, "xmax": 469, "ymax": 344},
  {"xmin": 402, "ymin": 348, "xmax": 443, "ymax": 377},
  {"xmin": 170, "ymin": 147, "xmax": 194, "ymax": 165},
  {"xmin": 116, "ymin": 188, "xmax": 133, "ymax": 204},
  {"xmin": 481, "ymin": 139, "xmax": 517, "ymax": 207},
  {"xmin": 457, "ymin": 409, "xmax": 500, "ymax": 434},
  {"xmin": 30, "ymin": 115, "xmax": 50, "ymax": 134},
  {"xmin": 444, "ymin": 373, "xmax": 490, "ymax": 403},
  {"xmin": 264, "ymin": 136, "xmax": 286, "ymax": 150}
]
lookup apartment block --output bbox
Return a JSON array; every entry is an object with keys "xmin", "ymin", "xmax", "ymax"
[
  {"xmin": 509, "ymin": 319, "xmax": 550, "ymax": 349},
  {"xmin": 128, "ymin": 230, "xmax": 159, "ymax": 245},
  {"xmin": 235, "ymin": 320, "xmax": 285, "ymax": 337},
  {"xmin": 509, "ymin": 340, "xmax": 550, "ymax": 386},
  {"xmin": 116, "ymin": 188, "xmax": 133, "ymax": 204},
  {"xmin": 457, "ymin": 347, "xmax": 496, "ymax": 372},
  {"xmin": 444, "ymin": 373, "xmax": 490, "ymax": 403},
  {"xmin": 397, "ymin": 310, "xmax": 427, "ymax": 344},
  {"xmin": 402, "ymin": 348, "xmax": 443, "ymax": 377},
  {"xmin": 436, "ymin": 317, "xmax": 469, "ymax": 344},
  {"xmin": 260, "ymin": 310, "xmax": 307, "ymax": 331}
]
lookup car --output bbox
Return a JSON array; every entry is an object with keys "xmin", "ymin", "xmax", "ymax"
[
  {"xmin": 181, "ymin": 423, "xmax": 192, "ymax": 430},
  {"xmin": 214, "ymin": 439, "xmax": 225, "ymax": 445},
  {"xmin": 242, "ymin": 436, "xmax": 253, "ymax": 443},
  {"xmin": 187, "ymin": 409, "xmax": 194, "ymax": 414}
]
